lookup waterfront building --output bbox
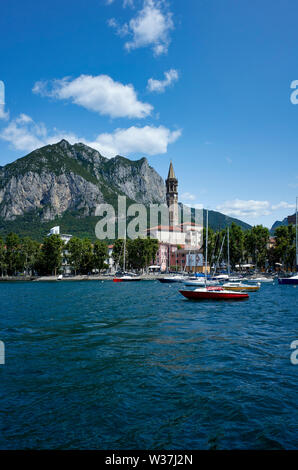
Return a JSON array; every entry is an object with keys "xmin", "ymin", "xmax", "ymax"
[
  {"xmin": 148, "ymin": 162, "xmax": 204, "ymax": 272},
  {"xmin": 47, "ymin": 226, "xmax": 72, "ymax": 274}
]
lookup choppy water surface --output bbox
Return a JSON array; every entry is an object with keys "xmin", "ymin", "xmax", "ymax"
[{"xmin": 0, "ymin": 280, "xmax": 297, "ymax": 449}]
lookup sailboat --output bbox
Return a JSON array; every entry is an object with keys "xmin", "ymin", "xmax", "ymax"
[
  {"xmin": 179, "ymin": 211, "xmax": 249, "ymax": 300},
  {"xmin": 278, "ymin": 197, "xmax": 298, "ymax": 285},
  {"xmin": 113, "ymin": 235, "xmax": 141, "ymax": 282}
]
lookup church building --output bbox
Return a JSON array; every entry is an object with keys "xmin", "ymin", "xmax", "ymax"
[{"xmin": 148, "ymin": 162, "xmax": 204, "ymax": 272}]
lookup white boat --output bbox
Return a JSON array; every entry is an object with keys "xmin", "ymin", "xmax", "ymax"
[
  {"xmin": 57, "ymin": 274, "xmax": 63, "ymax": 281},
  {"xmin": 113, "ymin": 274, "xmax": 141, "ymax": 282},
  {"xmin": 213, "ymin": 274, "xmax": 229, "ymax": 280},
  {"xmin": 248, "ymin": 277, "xmax": 274, "ymax": 283},
  {"xmin": 184, "ymin": 279, "xmax": 219, "ymax": 286},
  {"xmin": 159, "ymin": 275, "xmax": 186, "ymax": 283}
]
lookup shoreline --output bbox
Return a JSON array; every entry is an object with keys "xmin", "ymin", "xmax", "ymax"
[{"xmin": 0, "ymin": 274, "xmax": 166, "ymax": 282}]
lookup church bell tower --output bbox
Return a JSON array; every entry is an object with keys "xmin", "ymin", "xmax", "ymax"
[{"xmin": 166, "ymin": 161, "xmax": 179, "ymax": 226}]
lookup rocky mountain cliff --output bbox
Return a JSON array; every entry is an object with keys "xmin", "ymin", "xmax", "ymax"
[
  {"xmin": 0, "ymin": 139, "xmax": 166, "ymax": 221},
  {"xmin": 0, "ymin": 140, "xmax": 251, "ymax": 240}
]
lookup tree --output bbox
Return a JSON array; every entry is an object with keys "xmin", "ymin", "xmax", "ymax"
[
  {"xmin": 67, "ymin": 237, "xmax": 83, "ymax": 275},
  {"xmin": 145, "ymin": 238, "xmax": 159, "ymax": 268},
  {"xmin": 274, "ymin": 225, "xmax": 296, "ymax": 270},
  {"xmin": 244, "ymin": 225, "xmax": 269, "ymax": 269},
  {"xmin": 20, "ymin": 237, "xmax": 40, "ymax": 275},
  {"xmin": 229, "ymin": 223, "xmax": 244, "ymax": 268},
  {"xmin": 0, "ymin": 237, "xmax": 6, "ymax": 276},
  {"xmin": 80, "ymin": 238, "xmax": 94, "ymax": 274},
  {"xmin": 5, "ymin": 232, "xmax": 22, "ymax": 275},
  {"xmin": 112, "ymin": 239, "xmax": 127, "ymax": 271},
  {"xmin": 93, "ymin": 240, "xmax": 108, "ymax": 272},
  {"xmin": 40, "ymin": 234, "xmax": 64, "ymax": 275}
]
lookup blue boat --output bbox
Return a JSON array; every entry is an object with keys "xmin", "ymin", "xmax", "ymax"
[{"xmin": 278, "ymin": 274, "xmax": 298, "ymax": 285}]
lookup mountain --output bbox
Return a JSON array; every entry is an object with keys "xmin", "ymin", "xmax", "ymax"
[
  {"xmin": 203, "ymin": 209, "xmax": 251, "ymax": 231},
  {"xmin": 0, "ymin": 140, "xmax": 251, "ymax": 240},
  {"xmin": 270, "ymin": 217, "xmax": 288, "ymax": 234}
]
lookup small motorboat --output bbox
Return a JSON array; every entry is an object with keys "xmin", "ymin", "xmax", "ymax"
[
  {"xmin": 278, "ymin": 273, "xmax": 298, "ymax": 285},
  {"xmin": 212, "ymin": 274, "xmax": 229, "ymax": 281},
  {"xmin": 248, "ymin": 277, "xmax": 274, "ymax": 283},
  {"xmin": 179, "ymin": 286, "xmax": 249, "ymax": 301},
  {"xmin": 184, "ymin": 279, "xmax": 220, "ymax": 287},
  {"xmin": 113, "ymin": 273, "xmax": 141, "ymax": 282},
  {"xmin": 222, "ymin": 282, "xmax": 260, "ymax": 292},
  {"xmin": 158, "ymin": 275, "xmax": 185, "ymax": 283},
  {"xmin": 57, "ymin": 274, "xmax": 63, "ymax": 281}
]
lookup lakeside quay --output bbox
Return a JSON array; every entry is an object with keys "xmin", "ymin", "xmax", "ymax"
[{"xmin": 0, "ymin": 274, "xmax": 166, "ymax": 282}]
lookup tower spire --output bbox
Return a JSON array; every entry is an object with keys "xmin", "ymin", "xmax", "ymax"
[
  {"xmin": 168, "ymin": 161, "xmax": 176, "ymax": 179},
  {"xmin": 166, "ymin": 161, "xmax": 178, "ymax": 227}
]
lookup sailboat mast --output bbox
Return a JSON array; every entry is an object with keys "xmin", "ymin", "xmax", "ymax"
[
  {"xmin": 123, "ymin": 228, "xmax": 126, "ymax": 273},
  {"xmin": 296, "ymin": 196, "xmax": 298, "ymax": 272},
  {"xmin": 205, "ymin": 210, "xmax": 208, "ymax": 284},
  {"xmin": 227, "ymin": 226, "xmax": 230, "ymax": 277}
]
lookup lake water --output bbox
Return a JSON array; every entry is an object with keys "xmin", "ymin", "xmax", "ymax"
[{"xmin": 0, "ymin": 280, "xmax": 297, "ymax": 449}]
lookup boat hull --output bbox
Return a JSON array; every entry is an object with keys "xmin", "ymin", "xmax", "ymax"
[
  {"xmin": 179, "ymin": 290, "xmax": 249, "ymax": 300},
  {"xmin": 223, "ymin": 284, "xmax": 260, "ymax": 292},
  {"xmin": 278, "ymin": 278, "xmax": 298, "ymax": 285},
  {"xmin": 113, "ymin": 278, "xmax": 141, "ymax": 282}
]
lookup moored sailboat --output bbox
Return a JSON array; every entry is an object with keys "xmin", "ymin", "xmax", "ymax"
[
  {"xmin": 278, "ymin": 197, "xmax": 298, "ymax": 285},
  {"xmin": 179, "ymin": 211, "xmax": 249, "ymax": 301}
]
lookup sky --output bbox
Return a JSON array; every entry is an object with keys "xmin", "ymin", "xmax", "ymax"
[{"xmin": 0, "ymin": 0, "xmax": 298, "ymax": 228}]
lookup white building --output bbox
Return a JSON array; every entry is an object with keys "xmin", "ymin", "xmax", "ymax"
[{"xmin": 47, "ymin": 226, "xmax": 72, "ymax": 274}]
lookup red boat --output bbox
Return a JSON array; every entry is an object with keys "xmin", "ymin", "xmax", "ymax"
[{"xmin": 179, "ymin": 286, "xmax": 249, "ymax": 301}]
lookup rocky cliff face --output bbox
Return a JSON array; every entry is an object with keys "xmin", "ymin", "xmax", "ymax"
[{"xmin": 0, "ymin": 140, "xmax": 166, "ymax": 221}]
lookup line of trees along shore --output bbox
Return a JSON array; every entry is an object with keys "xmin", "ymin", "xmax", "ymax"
[
  {"xmin": 0, "ymin": 223, "xmax": 296, "ymax": 276},
  {"xmin": 203, "ymin": 223, "xmax": 297, "ymax": 271},
  {"xmin": 0, "ymin": 233, "xmax": 159, "ymax": 276}
]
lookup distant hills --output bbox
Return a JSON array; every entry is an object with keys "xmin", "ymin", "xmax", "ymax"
[
  {"xmin": 270, "ymin": 217, "xmax": 288, "ymax": 234},
  {"xmin": 0, "ymin": 140, "xmax": 251, "ymax": 241}
]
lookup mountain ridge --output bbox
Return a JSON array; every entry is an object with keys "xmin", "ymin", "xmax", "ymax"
[{"xmin": 0, "ymin": 140, "xmax": 251, "ymax": 240}]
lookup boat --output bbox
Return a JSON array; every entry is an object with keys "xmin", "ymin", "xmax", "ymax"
[
  {"xmin": 179, "ymin": 211, "xmax": 249, "ymax": 301},
  {"xmin": 57, "ymin": 274, "xmax": 63, "ymax": 281},
  {"xmin": 113, "ymin": 235, "xmax": 141, "ymax": 282},
  {"xmin": 222, "ymin": 282, "xmax": 260, "ymax": 292},
  {"xmin": 248, "ymin": 277, "xmax": 274, "ymax": 283},
  {"xmin": 180, "ymin": 286, "xmax": 249, "ymax": 301},
  {"xmin": 158, "ymin": 275, "xmax": 185, "ymax": 283},
  {"xmin": 184, "ymin": 279, "xmax": 219, "ymax": 286},
  {"xmin": 212, "ymin": 274, "xmax": 229, "ymax": 281},
  {"xmin": 278, "ymin": 273, "xmax": 298, "ymax": 285},
  {"xmin": 278, "ymin": 197, "xmax": 298, "ymax": 285},
  {"xmin": 113, "ymin": 274, "xmax": 141, "ymax": 283}
]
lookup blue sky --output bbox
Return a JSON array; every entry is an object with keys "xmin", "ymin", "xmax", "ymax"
[{"xmin": 0, "ymin": 0, "xmax": 298, "ymax": 228}]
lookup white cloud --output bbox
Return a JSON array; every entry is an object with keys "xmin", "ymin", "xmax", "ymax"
[
  {"xmin": 109, "ymin": 0, "xmax": 174, "ymax": 56},
  {"xmin": 0, "ymin": 114, "xmax": 78, "ymax": 152},
  {"xmin": 216, "ymin": 199, "xmax": 271, "ymax": 218},
  {"xmin": 181, "ymin": 192, "xmax": 196, "ymax": 201},
  {"xmin": 147, "ymin": 69, "xmax": 179, "ymax": 93},
  {"xmin": 271, "ymin": 201, "xmax": 296, "ymax": 210},
  {"xmin": 33, "ymin": 74, "xmax": 153, "ymax": 119},
  {"xmin": 193, "ymin": 203, "xmax": 204, "ymax": 209},
  {"xmin": 88, "ymin": 125, "xmax": 181, "ymax": 157},
  {"xmin": 0, "ymin": 104, "xmax": 9, "ymax": 120},
  {"xmin": 0, "ymin": 114, "xmax": 181, "ymax": 158}
]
